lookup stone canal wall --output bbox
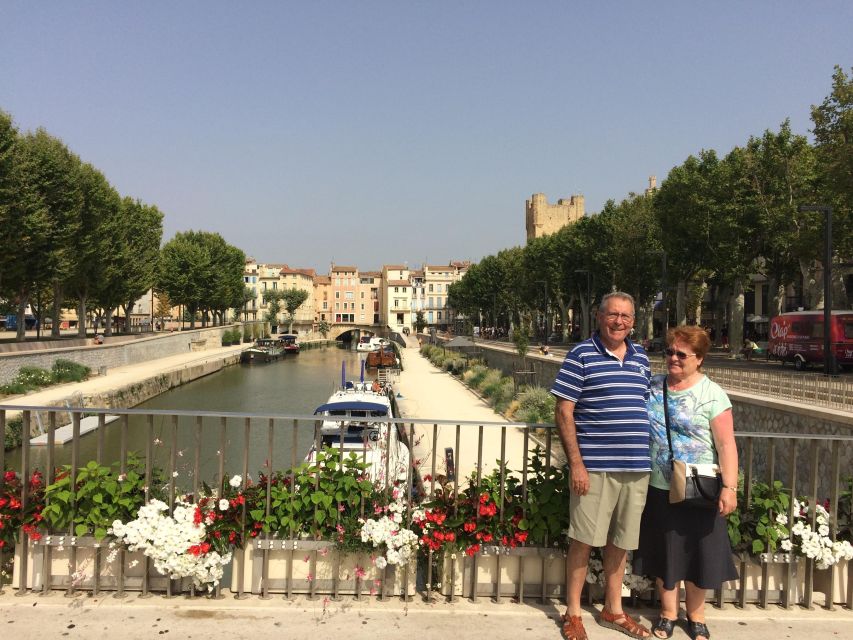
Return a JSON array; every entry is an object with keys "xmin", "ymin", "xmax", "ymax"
[{"xmin": 0, "ymin": 327, "xmax": 232, "ymax": 385}]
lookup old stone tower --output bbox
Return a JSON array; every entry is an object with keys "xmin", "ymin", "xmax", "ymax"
[{"xmin": 525, "ymin": 193, "xmax": 585, "ymax": 241}]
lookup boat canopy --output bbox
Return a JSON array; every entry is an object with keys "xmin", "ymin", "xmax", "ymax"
[{"xmin": 314, "ymin": 401, "xmax": 389, "ymax": 415}]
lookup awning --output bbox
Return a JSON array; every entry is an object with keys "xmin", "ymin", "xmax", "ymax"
[{"xmin": 314, "ymin": 401, "xmax": 389, "ymax": 415}]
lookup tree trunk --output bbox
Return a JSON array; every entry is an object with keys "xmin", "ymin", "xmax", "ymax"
[
  {"xmin": 105, "ymin": 308, "xmax": 114, "ymax": 336},
  {"xmin": 713, "ymin": 285, "xmax": 727, "ymax": 349},
  {"xmin": 77, "ymin": 296, "xmax": 88, "ymax": 338},
  {"xmin": 728, "ymin": 281, "xmax": 745, "ymax": 357},
  {"xmin": 51, "ymin": 281, "xmax": 63, "ymax": 338},
  {"xmin": 16, "ymin": 296, "xmax": 28, "ymax": 342},
  {"xmin": 799, "ymin": 258, "xmax": 820, "ymax": 309},
  {"xmin": 767, "ymin": 276, "xmax": 784, "ymax": 319},
  {"xmin": 675, "ymin": 280, "xmax": 688, "ymax": 326}
]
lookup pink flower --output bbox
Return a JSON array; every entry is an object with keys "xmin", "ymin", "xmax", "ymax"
[
  {"xmin": 306, "ymin": 573, "xmax": 314, "ymax": 582},
  {"xmin": 355, "ymin": 565, "xmax": 366, "ymax": 579}
]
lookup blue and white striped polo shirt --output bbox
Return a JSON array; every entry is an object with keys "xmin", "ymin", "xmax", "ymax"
[{"xmin": 550, "ymin": 333, "xmax": 651, "ymax": 472}]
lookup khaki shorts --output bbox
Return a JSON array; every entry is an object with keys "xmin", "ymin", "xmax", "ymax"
[{"xmin": 568, "ymin": 471, "xmax": 650, "ymax": 550}]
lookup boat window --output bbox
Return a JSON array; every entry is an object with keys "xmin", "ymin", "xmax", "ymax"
[{"xmin": 845, "ymin": 321, "xmax": 853, "ymax": 339}]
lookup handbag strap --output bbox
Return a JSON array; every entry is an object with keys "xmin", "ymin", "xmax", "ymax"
[{"xmin": 662, "ymin": 378, "xmax": 674, "ymax": 463}]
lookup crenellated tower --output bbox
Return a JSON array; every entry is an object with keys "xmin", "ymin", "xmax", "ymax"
[{"xmin": 525, "ymin": 193, "xmax": 585, "ymax": 241}]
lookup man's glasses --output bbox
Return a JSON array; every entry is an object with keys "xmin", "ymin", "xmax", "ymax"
[
  {"xmin": 664, "ymin": 348, "xmax": 697, "ymax": 360},
  {"xmin": 602, "ymin": 312, "xmax": 634, "ymax": 323}
]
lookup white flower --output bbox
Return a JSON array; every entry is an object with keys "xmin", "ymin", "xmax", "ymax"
[
  {"xmin": 781, "ymin": 539, "xmax": 793, "ymax": 551},
  {"xmin": 218, "ymin": 499, "xmax": 230, "ymax": 511},
  {"xmin": 172, "ymin": 471, "xmax": 179, "ymax": 478},
  {"xmin": 775, "ymin": 513, "xmax": 788, "ymax": 525},
  {"xmin": 229, "ymin": 475, "xmax": 243, "ymax": 489}
]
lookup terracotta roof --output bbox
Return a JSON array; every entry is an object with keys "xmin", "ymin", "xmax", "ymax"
[
  {"xmin": 360, "ymin": 271, "xmax": 382, "ymax": 277},
  {"xmin": 331, "ymin": 266, "xmax": 358, "ymax": 272},
  {"xmin": 314, "ymin": 276, "xmax": 331, "ymax": 285},
  {"xmin": 383, "ymin": 264, "xmax": 408, "ymax": 271},
  {"xmin": 281, "ymin": 267, "xmax": 316, "ymax": 277},
  {"xmin": 387, "ymin": 280, "xmax": 410, "ymax": 286},
  {"xmin": 410, "ymin": 270, "xmax": 424, "ymax": 277}
]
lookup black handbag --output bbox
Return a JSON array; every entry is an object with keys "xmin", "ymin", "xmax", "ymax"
[{"xmin": 663, "ymin": 379, "xmax": 722, "ymax": 509}]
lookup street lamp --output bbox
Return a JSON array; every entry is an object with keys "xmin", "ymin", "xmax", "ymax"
[
  {"xmin": 575, "ymin": 269, "xmax": 591, "ymax": 339},
  {"xmin": 535, "ymin": 280, "xmax": 549, "ymax": 346},
  {"xmin": 798, "ymin": 205, "xmax": 836, "ymax": 375}
]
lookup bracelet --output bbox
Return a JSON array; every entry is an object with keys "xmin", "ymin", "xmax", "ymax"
[{"xmin": 722, "ymin": 485, "xmax": 737, "ymax": 492}]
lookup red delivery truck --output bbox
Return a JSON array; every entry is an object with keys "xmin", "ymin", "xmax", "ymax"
[{"xmin": 767, "ymin": 310, "xmax": 853, "ymax": 371}]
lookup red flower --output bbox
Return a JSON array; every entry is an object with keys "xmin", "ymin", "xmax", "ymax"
[
  {"xmin": 514, "ymin": 531, "xmax": 528, "ymax": 544},
  {"xmin": 463, "ymin": 521, "xmax": 476, "ymax": 533},
  {"xmin": 445, "ymin": 531, "xmax": 455, "ymax": 542},
  {"xmin": 482, "ymin": 532, "xmax": 493, "ymax": 543},
  {"xmin": 479, "ymin": 493, "xmax": 490, "ymax": 504},
  {"xmin": 464, "ymin": 544, "xmax": 480, "ymax": 557},
  {"xmin": 3, "ymin": 471, "xmax": 15, "ymax": 482},
  {"xmin": 193, "ymin": 506, "xmax": 203, "ymax": 525}
]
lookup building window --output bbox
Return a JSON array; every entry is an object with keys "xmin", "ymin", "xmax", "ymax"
[
  {"xmin": 335, "ymin": 291, "xmax": 340, "ymax": 299},
  {"xmin": 394, "ymin": 299, "xmax": 399, "ymax": 308},
  {"xmin": 428, "ymin": 297, "xmax": 434, "ymax": 308},
  {"xmin": 438, "ymin": 311, "xmax": 442, "ymax": 320},
  {"xmin": 323, "ymin": 302, "xmax": 328, "ymax": 310},
  {"xmin": 428, "ymin": 311, "xmax": 434, "ymax": 323},
  {"xmin": 345, "ymin": 291, "xmax": 354, "ymax": 300},
  {"xmin": 360, "ymin": 292, "xmax": 364, "ymax": 299},
  {"xmin": 394, "ymin": 287, "xmax": 399, "ymax": 293},
  {"xmin": 428, "ymin": 284, "xmax": 433, "ymax": 292},
  {"xmin": 335, "ymin": 302, "xmax": 340, "ymax": 310}
]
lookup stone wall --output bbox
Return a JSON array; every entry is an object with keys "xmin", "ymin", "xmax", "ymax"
[{"xmin": 0, "ymin": 327, "xmax": 231, "ymax": 385}]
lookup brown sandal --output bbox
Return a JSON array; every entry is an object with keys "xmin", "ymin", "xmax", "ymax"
[
  {"xmin": 561, "ymin": 614, "xmax": 588, "ymax": 640},
  {"xmin": 598, "ymin": 609, "xmax": 651, "ymax": 639}
]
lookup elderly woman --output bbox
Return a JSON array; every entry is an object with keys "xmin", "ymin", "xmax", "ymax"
[{"xmin": 633, "ymin": 326, "xmax": 739, "ymax": 640}]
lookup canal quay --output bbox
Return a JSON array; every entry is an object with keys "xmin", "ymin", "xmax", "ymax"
[{"xmin": 2, "ymin": 335, "xmax": 852, "ymax": 639}]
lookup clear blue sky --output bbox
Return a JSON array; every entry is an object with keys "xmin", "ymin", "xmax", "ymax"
[{"xmin": 2, "ymin": 2, "xmax": 850, "ymax": 272}]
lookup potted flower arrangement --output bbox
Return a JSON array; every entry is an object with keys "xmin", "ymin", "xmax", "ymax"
[{"xmin": 232, "ymin": 447, "xmax": 417, "ymax": 596}]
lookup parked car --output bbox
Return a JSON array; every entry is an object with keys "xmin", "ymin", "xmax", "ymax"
[{"xmin": 767, "ymin": 311, "xmax": 853, "ymax": 371}]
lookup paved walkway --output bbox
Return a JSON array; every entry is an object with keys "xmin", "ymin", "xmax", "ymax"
[{"xmin": 0, "ymin": 590, "xmax": 849, "ymax": 640}]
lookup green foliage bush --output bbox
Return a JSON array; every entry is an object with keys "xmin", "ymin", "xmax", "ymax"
[
  {"xmin": 478, "ymin": 370, "xmax": 504, "ymax": 398},
  {"xmin": 3, "ymin": 417, "xmax": 23, "ymax": 451},
  {"xmin": 15, "ymin": 366, "xmax": 53, "ymax": 388},
  {"xmin": 51, "ymin": 359, "xmax": 91, "ymax": 383},
  {"xmin": 492, "ymin": 378, "xmax": 517, "ymax": 413},
  {"xmin": 463, "ymin": 364, "xmax": 489, "ymax": 388},
  {"xmin": 515, "ymin": 387, "xmax": 556, "ymax": 425}
]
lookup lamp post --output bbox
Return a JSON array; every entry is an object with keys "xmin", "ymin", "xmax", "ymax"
[
  {"xmin": 534, "ymin": 280, "xmax": 549, "ymax": 346},
  {"xmin": 659, "ymin": 251, "xmax": 668, "ymax": 336},
  {"xmin": 575, "ymin": 269, "xmax": 591, "ymax": 339},
  {"xmin": 798, "ymin": 205, "xmax": 836, "ymax": 375}
]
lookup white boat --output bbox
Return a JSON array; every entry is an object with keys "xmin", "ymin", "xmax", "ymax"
[
  {"xmin": 307, "ymin": 379, "xmax": 409, "ymax": 486},
  {"xmin": 355, "ymin": 336, "xmax": 388, "ymax": 352}
]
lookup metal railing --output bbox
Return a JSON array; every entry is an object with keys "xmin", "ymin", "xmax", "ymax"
[
  {"xmin": 1, "ymin": 404, "xmax": 851, "ymax": 610},
  {"xmin": 651, "ymin": 361, "xmax": 853, "ymax": 411}
]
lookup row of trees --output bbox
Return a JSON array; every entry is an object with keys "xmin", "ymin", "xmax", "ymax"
[
  {"xmin": 0, "ymin": 110, "xmax": 250, "ymax": 339},
  {"xmin": 449, "ymin": 66, "xmax": 852, "ymax": 352},
  {"xmin": 0, "ymin": 112, "xmax": 163, "ymax": 339}
]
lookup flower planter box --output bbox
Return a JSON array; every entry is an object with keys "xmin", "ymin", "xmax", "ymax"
[
  {"xmin": 813, "ymin": 559, "xmax": 850, "ymax": 606},
  {"xmin": 439, "ymin": 546, "xmax": 567, "ymax": 599},
  {"xmin": 720, "ymin": 553, "xmax": 805, "ymax": 605},
  {"xmin": 229, "ymin": 540, "xmax": 416, "ymax": 597},
  {"xmin": 11, "ymin": 537, "xmax": 192, "ymax": 592}
]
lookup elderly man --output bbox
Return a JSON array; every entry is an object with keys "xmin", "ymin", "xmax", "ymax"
[{"xmin": 551, "ymin": 292, "xmax": 651, "ymax": 640}]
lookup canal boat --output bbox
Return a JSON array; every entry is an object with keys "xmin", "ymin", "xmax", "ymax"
[
  {"xmin": 278, "ymin": 333, "xmax": 300, "ymax": 354},
  {"xmin": 355, "ymin": 336, "xmax": 388, "ymax": 352},
  {"xmin": 307, "ymin": 368, "xmax": 409, "ymax": 485},
  {"xmin": 240, "ymin": 338, "xmax": 283, "ymax": 364},
  {"xmin": 365, "ymin": 344, "xmax": 399, "ymax": 369}
]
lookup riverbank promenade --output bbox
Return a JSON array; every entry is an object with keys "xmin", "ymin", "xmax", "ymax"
[{"xmin": 1, "ymin": 340, "xmax": 851, "ymax": 637}]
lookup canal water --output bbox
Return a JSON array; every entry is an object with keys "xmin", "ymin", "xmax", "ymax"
[{"xmin": 20, "ymin": 346, "xmax": 373, "ymax": 485}]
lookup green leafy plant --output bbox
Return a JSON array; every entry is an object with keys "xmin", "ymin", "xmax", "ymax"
[
  {"xmin": 727, "ymin": 479, "xmax": 791, "ymax": 554},
  {"xmin": 0, "ymin": 469, "xmax": 45, "ymax": 550},
  {"xmin": 248, "ymin": 447, "xmax": 376, "ymax": 544},
  {"xmin": 41, "ymin": 456, "xmax": 164, "ymax": 540},
  {"xmin": 523, "ymin": 450, "xmax": 570, "ymax": 548},
  {"xmin": 3, "ymin": 418, "xmax": 23, "ymax": 451},
  {"xmin": 51, "ymin": 359, "xmax": 90, "ymax": 383},
  {"xmin": 515, "ymin": 386, "xmax": 556, "ymax": 425}
]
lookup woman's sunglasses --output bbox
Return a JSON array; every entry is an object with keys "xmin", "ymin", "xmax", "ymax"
[{"xmin": 664, "ymin": 348, "xmax": 697, "ymax": 360}]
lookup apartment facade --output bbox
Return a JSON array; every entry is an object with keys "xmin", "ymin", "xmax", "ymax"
[
  {"xmin": 330, "ymin": 265, "xmax": 359, "ymax": 324},
  {"xmin": 382, "ymin": 264, "xmax": 412, "ymax": 332}
]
